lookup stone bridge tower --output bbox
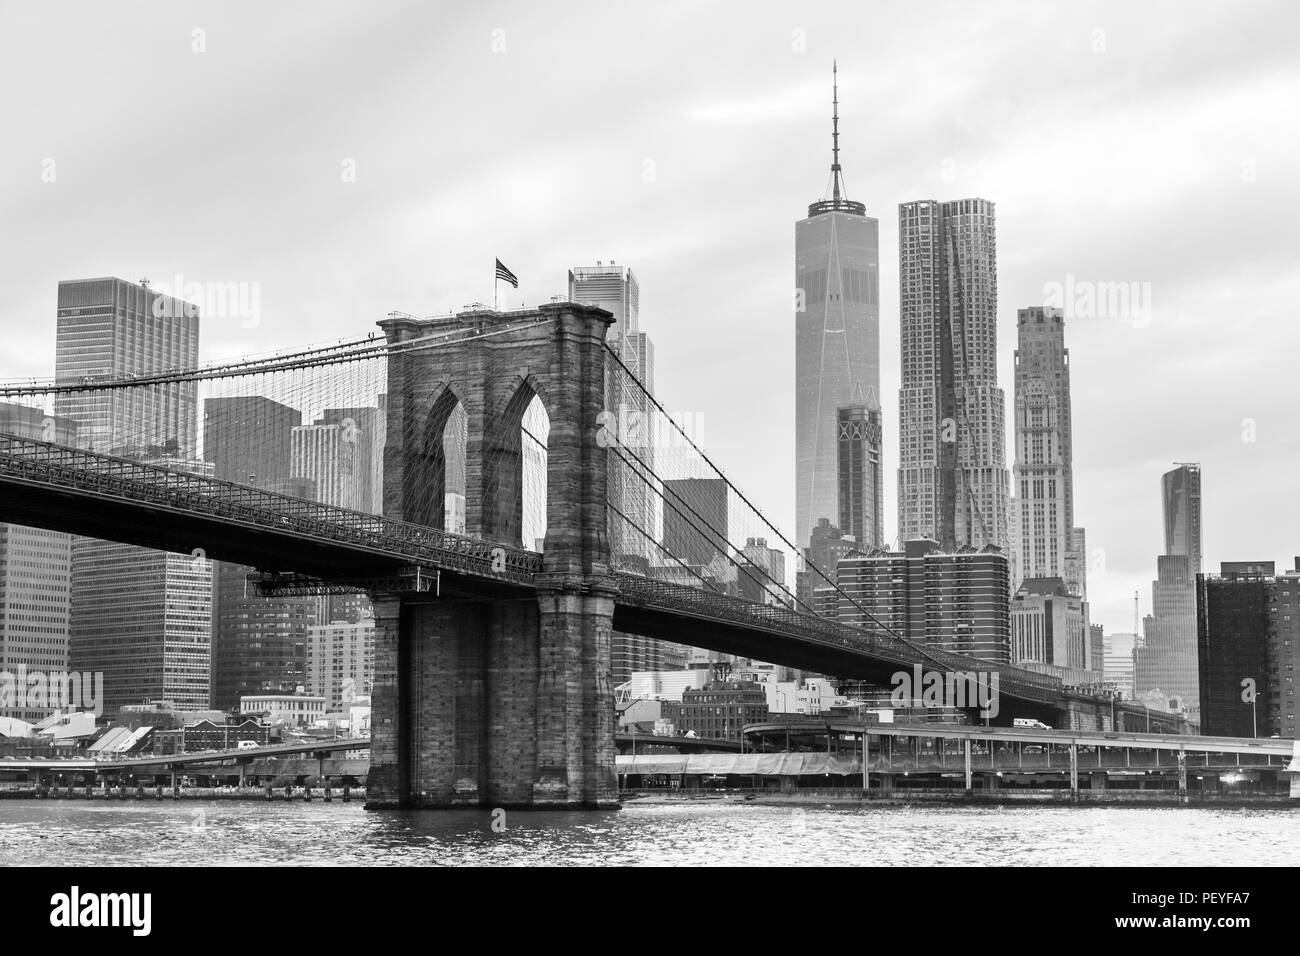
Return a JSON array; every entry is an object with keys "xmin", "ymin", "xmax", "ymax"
[{"xmin": 367, "ymin": 302, "xmax": 618, "ymax": 808}]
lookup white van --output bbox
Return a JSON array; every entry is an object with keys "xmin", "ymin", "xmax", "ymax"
[
  {"xmin": 1012, "ymin": 718, "xmax": 1052, "ymax": 730},
  {"xmin": 236, "ymin": 740, "xmax": 259, "ymax": 751}
]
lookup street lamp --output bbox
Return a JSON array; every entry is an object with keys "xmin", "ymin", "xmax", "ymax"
[{"xmin": 775, "ymin": 692, "xmax": 789, "ymax": 751}]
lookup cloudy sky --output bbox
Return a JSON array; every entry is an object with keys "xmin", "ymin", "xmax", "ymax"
[{"xmin": 2, "ymin": 0, "xmax": 1298, "ymax": 636}]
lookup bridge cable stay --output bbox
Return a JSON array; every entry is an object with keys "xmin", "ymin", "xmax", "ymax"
[
  {"xmin": 604, "ymin": 439, "xmax": 791, "ymax": 603},
  {"xmin": 0, "ymin": 318, "xmax": 557, "ymax": 705},
  {"xmin": 600, "ymin": 342, "xmax": 965, "ymax": 674}
]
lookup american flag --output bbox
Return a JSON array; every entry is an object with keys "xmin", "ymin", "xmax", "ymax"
[{"xmin": 494, "ymin": 258, "xmax": 518, "ymax": 288}]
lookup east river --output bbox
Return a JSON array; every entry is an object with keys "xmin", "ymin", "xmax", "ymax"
[{"xmin": 1, "ymin": 800, "xmax": 1297, "ymax": 865}]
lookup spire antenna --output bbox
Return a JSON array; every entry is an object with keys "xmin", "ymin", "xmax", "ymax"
[
  {"xmin": 806, "ymin": 61, "xmax": 865, "ymax": 218},
  {"xmin": 831, "ymin": 60, "xmax": 841, "ymax": 201}
]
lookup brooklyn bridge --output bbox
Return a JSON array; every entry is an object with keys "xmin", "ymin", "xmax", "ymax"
[{"xmin": 0, "ymin": 300, "xmax": 1112, "ymax": 808}]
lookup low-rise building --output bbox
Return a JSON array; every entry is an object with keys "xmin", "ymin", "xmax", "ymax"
[
  {"xmin": 240, "ymin": 691, "xmax": 326, "ymax": 727},
  {"xmin": 183, "ymin": 718, "xmax": 270, "ymax": 752},
  {"xmin": 665, "ymin": 681, "xmax": 769, "ymax": 741}
]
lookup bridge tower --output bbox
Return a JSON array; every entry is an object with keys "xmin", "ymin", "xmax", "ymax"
[{"xmin": 367, "ymin": 302, "xmax": 619, "ymax": 809}]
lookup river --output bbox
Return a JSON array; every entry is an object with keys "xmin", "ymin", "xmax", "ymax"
[{"xmin": 1, "ymin": 799, "xmax": 1297, "ymax": 865}]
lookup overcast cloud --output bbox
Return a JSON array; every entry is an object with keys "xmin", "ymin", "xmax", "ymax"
[{"xmin": 2, "ymin": 0, "xmax": 1298, "ymax": 636}]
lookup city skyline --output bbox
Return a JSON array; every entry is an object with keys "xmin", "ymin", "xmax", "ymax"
[{"xmin": 2, "ymin": 1, "xmax": 1298, "ymax": 643}]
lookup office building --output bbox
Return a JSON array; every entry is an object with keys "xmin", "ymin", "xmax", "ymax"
[
  {"xmin": 667, "ymin": 681, "xmax": 770, "ymax": 742},
  {"xmin": 1089, "ymin": 622, "xmax": 1105, "ymax": 680},
  {"xmin": 1135, "ymin": 464, "xmax": 1203, "ymax": 718},
  {"xmin": 0, "ymin": 405, "xmax": 79, "ymax": 721},
  {"xmin": 203, "ymin": 396, "xmax": 315, "ymax": 711},
  {"xmin": 54, "ymin": 277, "xmax": 199, "ymax": 457},
  {"xmin": 796, "ymin": 518, "xmax": 856, "ymax": 611},
  {"xmin": 570, "ymin": 263, "xmax": 684, "ymax": 683},
  {"xmin": 737, "ymin": 537, "xmax": 787, "ymax": 605},
  {"xmin": 56, "ymin": 277, "xmax": 209, "ymax": 714},
  {"xmin": 569, "ymin": 262, "xmax": 656, "ymax": 565},
  {"xmin": 795, "ymin": 65, "xmax": 881, "ymax": 549},
  {"xmin": 662, "ymin": 477, "xmax": 727, "ymax": 567},
  {"xmin": 1010, "ymin": 577, "xmax": 1087, "ymax": 676},
  {"xmin": 837, "ymin": 538, "xmax": 1011, "ymax": 663},
  {"xmin": 1104, "ymin": 632, "xmax": 1139, "ymax": 700},
  {"xmin": 315, "ymin": 405, "xmax": 385, "ymax": 515},
  {"xmin": 897, "ymin": 199, "xmax": 1008, "ymax": 552},
  {"xmin": 1197, "ymin": 559, "xmax": 1300, "ymax": 739},
  {"xmin": 838, "ymin": 400, "xmax": 884, "ymax": 551},
  {"xmin": 1164, "ymin": 464, "xmax": 1203, "ymax": 574},
  {"xmin": 1010, "ymin": 307, "xmax": 1086, "ymax": 599},
  {"xmin": 68, "ymin": 457, "xmax": 214, "ymax": 714},
  {"xmin": 306, "ymin": 619, "xmax": 375, "ymax": 712},
  {"xmin": 609, "ymin": 633, "xmax": 686, "ymax": 688},
  {"xmin": 291, "ymin": 417, "xmax": 375, "ymax": 512},
  {"xmin": 239, "ymin": 691, "xmax": 326, "ymax": 727}
]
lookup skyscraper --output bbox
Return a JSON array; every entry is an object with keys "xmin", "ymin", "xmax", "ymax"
[
  {"xmin": 1010, "ymin": 577, "xmax": 1088, "ymax": 679},
  {"xmin": 290, "ymin": 406, "xmax": 384, "ymax": 514},
  {"xmin": 1196, "ymin": 561, "xmax": 1274, "ymax": 738},
  {"xmin": 661, "ymin": 478, "xmax": 728, "ymax": 567},
  {"xmin": 897, "ymin": 199, "xmax": 1008, "ymax": 552},
  {"xmin": 0, "ymin": 404, "xmax": 78, "ymax": 721},
  {"xmin": 837, "ymin": 400, "xmax": 883, "ymax": 550},
  {"xmin": 795, "ymin": 64, "xmax": 880, "ymax": 549},
  {"xmin": 54, "ymin": 277, "xmax": 198, "ymax": 456},
  {"xmin": 1010, "ymin": 307, "xmax": 1086, "ymax": 599},
  {"xmin": 569, "ymin": 262, "xmax": 679, "ymax": 683},
  {"xmin": 56, "ymin": 277, "xmax": 210, "ymax": 714},
  {"xmin": 1163, "ymin": 464, "xmax": 1203, "ymax": 574},
  {"xmin": 569, "ymin": 262, "xmax": 655, "ymax": 564},
  {"xmin": 1135, "ymin": 464, "xmax": 1203, "ymax": 720},
  {"xmin": 204, "ymin": 396, "xmax": 313, "ymax": 711},
  {"xmin": 796, "ymin": 517, "xmax": 855, "ymax": 611}
]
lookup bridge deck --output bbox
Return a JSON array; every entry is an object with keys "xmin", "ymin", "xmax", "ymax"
[{"xmin": 1, "ymin": 433, "xmax": 1063, "ymax": 706}]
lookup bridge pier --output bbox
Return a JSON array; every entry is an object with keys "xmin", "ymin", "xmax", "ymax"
[{"xmin": 367, "ymin": 303, "xmax": 619, "ymax": 811}]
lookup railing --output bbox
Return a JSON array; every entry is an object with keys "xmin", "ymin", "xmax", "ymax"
[
  {"xmin": 613, "ymin": 572, "xmax": 1063, "ymax": 703},
  {"xmin": 0, "ymin": 433, "xmax": 542, "ymax": 584},
  {"xmin": 2, "ymin": 433, "xmax": 1067, "ymax": 702}
]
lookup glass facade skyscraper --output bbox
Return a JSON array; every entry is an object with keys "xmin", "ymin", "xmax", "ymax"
[
  {"xmin": 1135, "ymin": 463, "xmax": 1203, "ymax": 720},
  {"xmin": 568, "ymin": 263, "xmax": 655, "ymax": 564},
  {"xmin": 55, "ymin": 277, "xmax": 209, "ymax": 714},
  {"xmin": 204, "ymin": 396, "xmax": 314, "ymax": 711},
  {"xmin": 795, "ymin": 66, "xmax": 880, "ymax": 549},
  {"xmin": 0, "ymin": 404, "xmax": 79, "ymax": 721}
]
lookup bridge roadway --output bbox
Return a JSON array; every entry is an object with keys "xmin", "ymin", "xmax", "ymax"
[
  {"xmin": 0, "ymin": 733, "xmax": 738, "ymax": 774},
  {"xmin": 1, "ymin": 738, "xmax": 370, "ymax": 774},
  {"xmin": 0, "ymin": 433, "xmax": 1063, "ymax": 706},
  {"xmin": 740, "ymin": 721, "xmax": 1297, "ymax": 770}
]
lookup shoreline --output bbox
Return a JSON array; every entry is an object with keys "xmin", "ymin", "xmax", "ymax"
[
  {"xmin": 2, "ymin": 787, "xmax": 1292, "ymax": 809},
  {"xmin": 621, "ymin": 790, "xmax": 1299, "ymax": 809}
]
